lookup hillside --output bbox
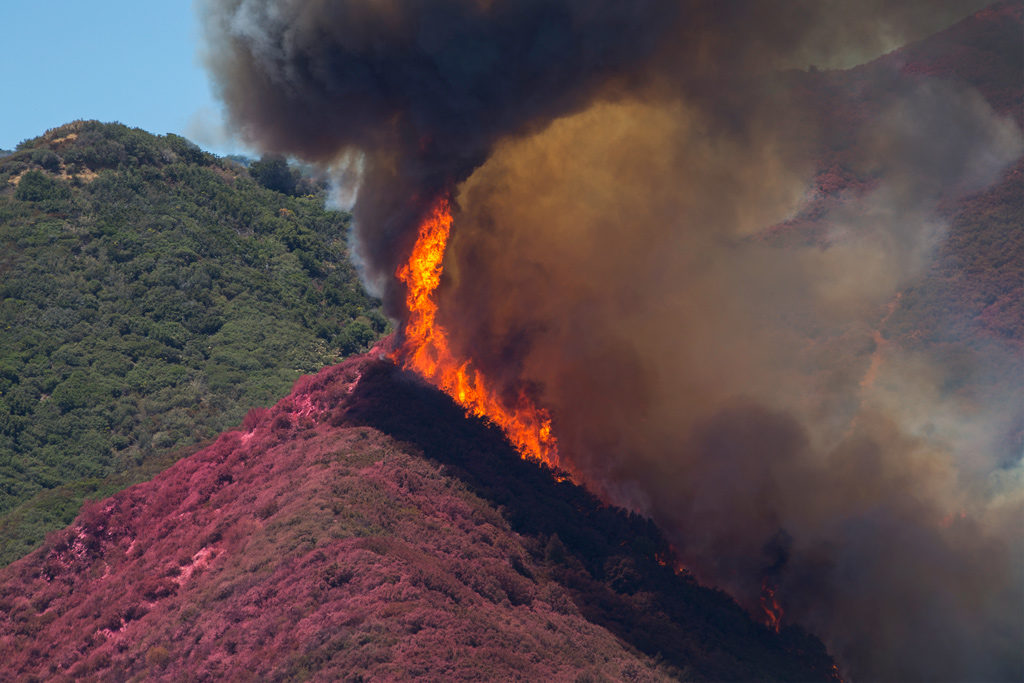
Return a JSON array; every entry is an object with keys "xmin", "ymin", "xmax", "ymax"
[
  {"xmin": 0, "ymin": 121, "xmax": 387, "ymax": 565},
  {"xmin": 0, "ymin": 3, "xmax": 1020, "ymax": 681},
  {"xmin": 0, "ymin": 351, "xmax": 836, "ymax": 681}
]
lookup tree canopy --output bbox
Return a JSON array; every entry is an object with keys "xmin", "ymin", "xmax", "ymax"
[{"xmin": 0, "ymin": 121, "xmax": 388, "ymax": 564}]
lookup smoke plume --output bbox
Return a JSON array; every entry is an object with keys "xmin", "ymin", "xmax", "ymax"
[{"xmin": 201, "ymin": 1, "xmax": 1023, "ymax": 680}]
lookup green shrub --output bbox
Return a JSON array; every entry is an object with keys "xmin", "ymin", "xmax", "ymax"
[
  {"xmin": 249, "ymin": 155, "xmax": 298, "ymax": 195},
  {"xmin": 15, "ymin": 171, "xmax": 69, "ymax": 203},
  {"xmin": 30, "ymin": 149, "xmax": 60, "ymax": 172}
]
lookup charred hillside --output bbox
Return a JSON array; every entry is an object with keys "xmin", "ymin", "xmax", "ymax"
[{"xmin": 0, "ymin": 352, "xmax": 835, "ymax": 681}]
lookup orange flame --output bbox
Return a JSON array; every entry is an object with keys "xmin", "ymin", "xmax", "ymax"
[
  {"xmin": 761, "ymin": 580, "xmax": 784, "ymax": 633},
  {"xmin": 655, "ymin": 549, "xmax": 690, "ymax": 576},
  {"xmin": 392, "ymin": 197, "xmax": 560, "ymax": 467}
]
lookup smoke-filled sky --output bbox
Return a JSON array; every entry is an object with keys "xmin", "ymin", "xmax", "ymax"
[{"xmin": 200, "ymin": 1, "xmax": 1023, "ymax": 681}]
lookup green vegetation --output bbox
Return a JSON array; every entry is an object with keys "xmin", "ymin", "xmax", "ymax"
[{"xmin": 0, "ymin": 121, "xmax": 387, "ymax": 564}]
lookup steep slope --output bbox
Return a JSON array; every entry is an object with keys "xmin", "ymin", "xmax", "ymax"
[
  {"xmin": 0, "ymin": 352, "xmax": 836, "ymax": 681},
  {"xmin": 0, "ymin": 121, "xmax": 387, "ymax": 564}
]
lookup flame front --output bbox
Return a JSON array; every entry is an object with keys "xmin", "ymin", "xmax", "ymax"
[
  {"xmin": 393, "ymin": 197, "xmax": 560, "ymax": 467},
  {"xmin": 761, "ymin": 580, "xmax": 784, "ymax": 633}
]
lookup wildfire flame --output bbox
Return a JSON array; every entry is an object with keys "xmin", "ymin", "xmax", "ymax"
[
  {"xmin": 392, "ymin": 197, "xmax": 560, "ymax": 468},
  {"xmin": 761, "ymin": 580, "xmax": 784, "ymax": 633}
]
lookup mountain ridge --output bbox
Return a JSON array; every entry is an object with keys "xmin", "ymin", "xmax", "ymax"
[{"xmin": 0, "ymin": 351, "xmax": 836, "ymax": 681}]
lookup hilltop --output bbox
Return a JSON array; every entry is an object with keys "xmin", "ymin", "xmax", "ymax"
[{"xmin": 0, "ymin": 122, "xmax": 387, "ymax": 564}]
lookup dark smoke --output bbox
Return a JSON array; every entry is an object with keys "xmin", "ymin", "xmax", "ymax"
[
  {"xmin": 200, "ymin": 0, "xmax": 681, "ymax": 305},
  {"xmin": 199, "ymin": 0, "xmax": 988, "ymax": 304},
  {"xmin": 200, "ymin": 1, "xmax": 1023, "ymax": 680}
]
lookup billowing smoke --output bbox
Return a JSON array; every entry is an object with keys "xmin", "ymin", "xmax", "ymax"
[
  {"xmin": 200, "ymin": 1, "xmax": 1023, "ymax": 680},
  {"xmin": 200, "ymin": 0, "xmax": 686, "ymax": 305}
]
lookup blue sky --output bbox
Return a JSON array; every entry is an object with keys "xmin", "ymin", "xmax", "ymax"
[{"xmin": 0, "ymin": 1, "xmax": 243, "ymax": 154}]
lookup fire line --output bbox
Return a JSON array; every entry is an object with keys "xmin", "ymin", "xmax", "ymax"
[
  {"xmin": 391, "ymin": 197, "xmax": 560, "ymax": 468},
  {"xmin": 760, "ymin": 580, "xmax": 784, "ymax": 633}
]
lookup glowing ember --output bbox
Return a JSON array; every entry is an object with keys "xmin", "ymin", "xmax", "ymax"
[
  {"xmin": 655, "ymin": 550, "xmax": 690, "ymax": 576},
  {"xmin": 761, "ymin": 580, "xmax": 784, "ymax": 633},
  {"xmin": 392, "ymin": 197, "xmax": 560, "ymax": 467}
]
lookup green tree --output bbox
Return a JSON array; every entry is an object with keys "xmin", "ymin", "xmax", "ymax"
[
  {"xmin": 249, "ymin": 155, "xmax": 298, "ymax": 195},
  {"xmin": 15, "ymin": 170, "xmax": 69, "ymax": 202}
]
